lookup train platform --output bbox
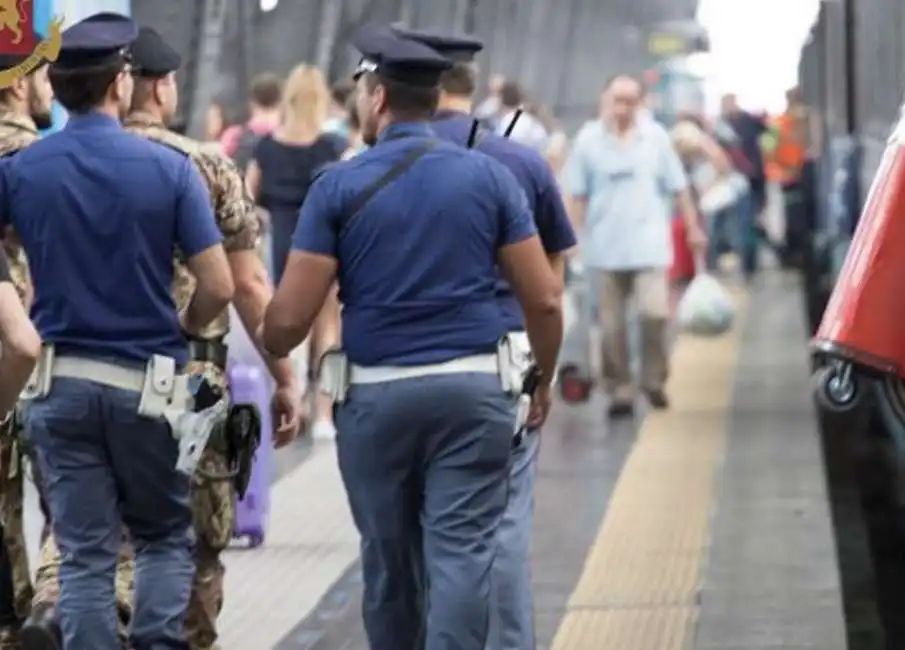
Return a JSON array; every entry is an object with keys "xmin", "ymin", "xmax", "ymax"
[{"xmin": 20, "ymin": 272, "xmax": 849, "ymax": 649}]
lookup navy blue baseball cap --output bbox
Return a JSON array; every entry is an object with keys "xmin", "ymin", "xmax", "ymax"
[
  {"xmin": 351, "ymin": 23, "xmax": 453, "ymax": 87},
  {"xmin": 54, "ymin": 12, "xmax": 137, "ymax": 70}
]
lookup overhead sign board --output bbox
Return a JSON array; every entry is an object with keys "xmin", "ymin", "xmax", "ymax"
[{"xmin": 646, "ymin": 22, "xmax": 709, "ymax": 57}]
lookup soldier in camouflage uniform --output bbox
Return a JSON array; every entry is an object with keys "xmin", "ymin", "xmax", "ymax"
[
  {"xmin": 0, "ymin": 52, "xmax": 54, "ymax": 650},
  {"xmin": 21, "ymin": 27, "xmax": 303, "ymax": 650}
]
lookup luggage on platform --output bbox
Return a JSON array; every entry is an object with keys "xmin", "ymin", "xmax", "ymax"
[{"xmin": 228, "ymin": 359, "xmax": 273, "ymax": 548}]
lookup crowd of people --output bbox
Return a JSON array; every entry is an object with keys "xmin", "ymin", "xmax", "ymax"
[
  {"xmin": 0, "ymin": 9, "xmax": 814, "ymax": 650},
  {"xmin": 668, "ymin": 87, "xmax": 814, "ymax": 283},
  {"xmin": 205, "ymin": 68, "xmax": 569, "ymax": 183}
]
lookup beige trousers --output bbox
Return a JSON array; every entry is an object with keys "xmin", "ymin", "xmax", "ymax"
[{"xmin": 594, "ymin": 268, "xmax": 670, "ymax": 401}]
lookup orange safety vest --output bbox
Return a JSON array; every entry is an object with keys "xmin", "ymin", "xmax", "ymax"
[{"xmin": 768, "ymin": 110, "xmax": 807, "ymax": 185}]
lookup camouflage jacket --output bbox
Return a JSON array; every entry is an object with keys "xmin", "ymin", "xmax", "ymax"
[
  {"xmin": 123, "ymin": 113, "xmax": 259, "ymax": 352},
  {"xmin": 0, "ymin": 112, "xmax": 39, "ymax": 307}
]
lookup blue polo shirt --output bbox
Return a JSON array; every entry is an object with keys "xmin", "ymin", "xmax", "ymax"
[
  {"xmin": 431, "ymin": 110, "xmax": 576, "ymax": 330},
  {"xmin": 291, "ymin": 121, "xmax": 536, "ymax": 366},
  {"xmin": 0, "ymin": 112, "xmax": 222, "ymax": 365}
]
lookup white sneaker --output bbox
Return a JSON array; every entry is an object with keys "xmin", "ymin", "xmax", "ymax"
[{"xmin": 311, "ymin": 419, "xmax": 337, "ymax": 441}]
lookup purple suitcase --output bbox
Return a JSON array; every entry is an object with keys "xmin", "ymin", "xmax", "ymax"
[{"xmin": 228, "ymin": 359, "xmax": 273, "ymax": 548}]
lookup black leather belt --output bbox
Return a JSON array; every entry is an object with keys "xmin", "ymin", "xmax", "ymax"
[{"xmin": 187, "ymin": 338, "xmax": 228, "ymax": 370}]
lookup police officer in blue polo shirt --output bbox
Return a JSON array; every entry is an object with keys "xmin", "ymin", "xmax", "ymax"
[
  {"xmin": 0, "ymin": 12, "xmax": 233, "ymax": 650},
  {"xmin": 393, "ymin": 28, "xmax": 576, "ymax": 650},
  {"xmin": 262, "ymin": 23, "xmax": 563, "ymax": 650}
]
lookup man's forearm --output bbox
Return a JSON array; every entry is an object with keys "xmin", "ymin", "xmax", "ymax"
[
  {"xmin": 523, "ymin": 307, "xmax": 563, "ymax": 386},
  {"xmin": 0, "ymin": 352, "xmax": 34, "ymax": 414},
  {"xmin": 232, "ymin": 271, "xmax": 297, "ymax": 388},
  {"xmin": 0, "ymin": 319, "xmax": 40, "ymax": 415},
  {"xmin": 183, "ymin": 292, "xmax": 229, "ymax": 335}
]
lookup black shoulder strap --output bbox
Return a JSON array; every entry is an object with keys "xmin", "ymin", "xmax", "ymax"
[
  {"xmin": 336, "ymin": 139, "xmax": 439, "ymax": 234},
  {"xmin": 465, "ymin": 118, "xmax": 489, "ymax": 150}
]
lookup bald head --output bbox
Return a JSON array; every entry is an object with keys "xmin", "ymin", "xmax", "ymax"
[
  {"xmin": 605, "ymin": 75, "xmax": 643, "ymax": 97},
  {"xmin": 602, "ymin": 75, "xmax": 642, "ymax": 129}
]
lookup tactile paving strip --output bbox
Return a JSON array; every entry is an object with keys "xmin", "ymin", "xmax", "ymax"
[
  {"xmin": 553, "ymin": 606, "xmax": 696, "ymax": 650},
  {"xmin": 552, "ymin": 292, "xmax": 748, "ymax": 649}
]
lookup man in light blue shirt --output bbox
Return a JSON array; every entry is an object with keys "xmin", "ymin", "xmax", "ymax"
[{"xmin": 565, "ymin": 75, "xmax": 705, "ymax": 417}]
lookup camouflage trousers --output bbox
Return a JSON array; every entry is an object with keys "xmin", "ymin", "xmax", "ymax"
[
  {"xmin": 185, "ymin": 446, "xmax": 236, "ymax": 650},
  {"xmin": 32, "ymin": 446, "xmax": 235, "ymax": 650},
  {"xmin": 33, "ymin": 529, "xmax": 134, "ymax": 645},
  {"xmin": 0, "ymin": 423, "xmax": 33, "ymax": 626}
]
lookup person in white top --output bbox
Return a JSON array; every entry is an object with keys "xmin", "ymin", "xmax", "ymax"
[
  {"xmin": 474, "ymin": 72, "xmax": 505, "ymax": 127},
  {"xmin": 495, "ymin": 80, "xmax": 549, "ymax": 153}
]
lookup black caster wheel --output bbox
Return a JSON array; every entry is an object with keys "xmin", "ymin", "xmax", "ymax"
[{"xmin": 811, "ymin": 364, "xmax": 861, "ymax": 413}]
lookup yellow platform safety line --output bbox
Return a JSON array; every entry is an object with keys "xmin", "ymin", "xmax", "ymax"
[{"xmin": 551, "ymin": 289, "xmax": 750, "ymax": 650}]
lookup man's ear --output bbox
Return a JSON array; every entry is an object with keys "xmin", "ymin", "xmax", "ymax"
[
  {"xmin": 151, "ymin": 78, "xmax": 163, "ymax": 107},
  {"xmin": 10, "ymin": 76, "xmax": 27, "ymax": 102},
  {"xmin": 374, "ymin": 84, "xmax": 388, "ymax": 114}
]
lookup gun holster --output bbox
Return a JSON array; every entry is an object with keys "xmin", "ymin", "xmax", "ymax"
[
  {"xmin": 224, "ymin": 403, "xmax": 262, "ymax": 499},
  {"xmin": 190, "ymin": 375, "xmax": 224, "ymax": 411},
  {"xmin": 169, "ymin": 376, "xmax": 228, "ymax": 476}
]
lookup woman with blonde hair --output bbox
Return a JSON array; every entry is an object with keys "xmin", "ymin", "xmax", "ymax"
[{"xmin": 246, "ymin": 63, "xmax": 345, "ymax": 440}]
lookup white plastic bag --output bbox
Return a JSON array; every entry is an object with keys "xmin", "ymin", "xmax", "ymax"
[
  {"xmin": 698, "ymin": 172, "xmax": 749, "ymax": 216},
  {"xmin": 677, "ymin": 273, "xmax": 735, "ymax": 336}
]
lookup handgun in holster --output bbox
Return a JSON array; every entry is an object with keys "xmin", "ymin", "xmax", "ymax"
[
  {"xmin": 192, "ymin": 376, "xmax": 223, "ymax": 410},
  {"xmin": 513, "ymin": 364, "xmax": 541, "ymax": 449},
  {"xmin": 224, "ymin": 403, "xmax": 262, "ymax": 499},
  {"xmin": 172, "ymin": 375, "xmax": 228, "ymax": 476}
]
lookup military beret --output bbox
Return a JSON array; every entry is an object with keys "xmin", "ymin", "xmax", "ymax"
[
  {"xmin": 389, "ymin": 28, "xmax": 483, "ymax": 63},
  {"xmin": 53, "ymin": 12, "xmax": 137, "ymax": 71},
  {"xmin": 131, "ymin": 26, "xmax": 182, "ymax": 77},
  {"xmin": 0, "ymin": 24, "xmax": 51, "ymax": 72},
  {"xmin": 351, "ymin": 23, "xmax": 452, "ymax": 88},
  {"xmin": 0, "ymin": 52, "xmax": 36, "ymax": 71}
]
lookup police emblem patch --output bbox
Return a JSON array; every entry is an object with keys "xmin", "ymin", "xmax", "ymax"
[{"xmin": 0, "ymin": 0, "xmax": 62, "ymax": 88}]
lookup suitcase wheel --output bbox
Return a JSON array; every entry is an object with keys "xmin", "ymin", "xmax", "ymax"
[
  {"xmin": 248, "ymin": 533, "xmax": 264, "ymax": 549},
  {"xmin": 558, "ymin": 366, "xmax": 593, "ymax": 404},
  {"xmin": 233, "ymin": 526, "xmax": 265, "ymax": 549}
]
